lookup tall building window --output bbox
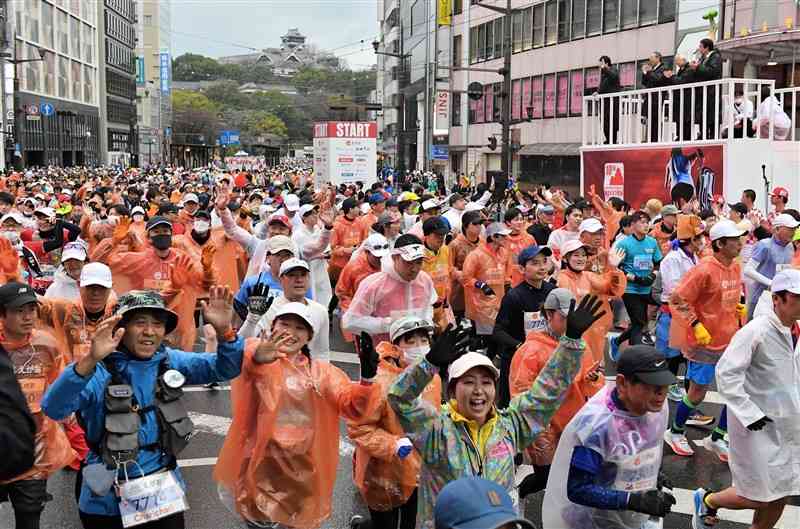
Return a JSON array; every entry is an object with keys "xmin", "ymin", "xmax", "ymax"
[
  {"xmin": 453, "ymin": 0, "xmax": 463, "ymax": 15},
  {"xmin": 59, "ymin": 56, "xmax": 69, "ymax": 98},
  {"xmin": 545, "ymin": 0, "xmax": 557, "ymax": 45},
  {"xmin": 586, "ymin": 0, "xmax": 601, "ymax": 35},
  {"xmin": 485, "ymin": 20, "xmax": 494, "ymax": 60},
  {"xmin": 84, "ymin": 65, "xmax": 94, "ymax": 104},
  {"xmin": 70, "ymin": 16, "xmax": 81, "ymax": 60},
  {"xmin": 44, "ymin": 51, "xmax": 55, "ymax": 95},
  {"xmin": 558, "ymin": 0, "xmax": 571, "ymax": 42},
  {"xmin": 572, "ymin": 0, "xmax": 585, "ymax": 37},
  {"xmin": 640, "ymin": 0, "xmax": 658, "ymax": 24},
  {"xmin": 451, "ymin": 92, "xmax": 462, "ymax": 125},
  {"xmin": 477, "ymin": 23, "xmax": 486, "ymax": 61},
  {"xmin": 493, "ymin": 18, "xmax": 503, "ymax": 57},
  {"xmin": 522, "ymin": 7, "xmax": 533, "ymax": 50},
  {"xmin": 512, "ymin": 10, "xmax": 523, "ymax": 52},
  {"xmin": 41, "ymin": 2, "xmax": 54, "ymax": 49},
  {"xmin": 83, "ymin": 23, "xmax": 93, "ymax": 64},
  {"xmin": 71, "ymin": 60, "xmax": 81, "ymax": 101},
  {"xmin": 469, "ymin": 26, "xmax": 477, "ymax": 63},
  {"xmin": 658, "ymin": 0, "xmax": 676, "ymax": 23},
  {"xmin": 58, "ymin": 10, "xmax": 69, "ymax": 54},
  {"xmin": 26, "ymin": 2, "xmax": 41, "ymax": 43},
  {"xmin": 621, "ymin": 0, "xmax": 638, "ymax": 28},
  {"xmin": 533, "ymin": 3, "xmax": 545, "ymax": 47},
  {"xmin": 452, "ymin": 34, "xmax": 462, "ymax": 67},
  {"xmin": 603, "ymin": 0, "xmax": 619, "ymax": 33},
  {"xmin": 24, "ymin": 45, "xmax": 42, "ymax": 93}
]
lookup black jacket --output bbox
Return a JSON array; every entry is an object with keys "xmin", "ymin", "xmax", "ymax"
[
  {"xmin": 695, "ymin": 50, "xmax": 722, "ymax": 82},
  {"xmin": 642, "ymin": 63, "xmax": 671, "ymax": 89},
  {"xmin": 672, "ymin": 64, "xmax": 695, "ymax": 85},
  {"xmin": 598, "ymin": 66, "xmax": 621, "ymax": 94},
  {"xmin": 527, "ymin": 222, "xmax": 552, "ymax": 246},
  {"xmin": 0, "ymin": 346, "xmax": 35, "ymax": 481}
]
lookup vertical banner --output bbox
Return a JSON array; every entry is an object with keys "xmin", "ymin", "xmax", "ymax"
[
  {"xmin": 511, "ymin": 79, "xmax": 522, "ymax": 121},
  {"xmin": 556, "ymin": 73, "xmax": 569, "ymax": 116},
  {"xmin": 531, "ymin": 76, "xmax": 543, "ymax": 119},
  {"xmin": 136, "ymin": 57, "xmax": 145, "ymax": 86},
  {"xmin": 433, "ymin": 89, "xmax": 449, "ymax": 135},
  {"xmin": 160, "ymin": 52, "xmax": 171, "ymax": 95},
  {"xmin": 437, "ymin": 0, "xmax": 452, "ymax": 25},
  {"xmin": 543, "ymin": 74, "xmax": 556, "ymax": 117},
  {"xmin": 522, "ymin": 78, "xmax": 532, "ymax": 118},
  {"xmin": 570, "ymin": 70, "xmax": 584, "ymax": 115}
]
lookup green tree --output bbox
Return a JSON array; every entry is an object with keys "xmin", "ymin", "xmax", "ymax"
[
  {"xmin": 172, "ymin": 53, "xmax": 224, "ymax": 81},
  {"xmin": 171, "ymin": 90, "xmax": 221, "ymax": 143}
]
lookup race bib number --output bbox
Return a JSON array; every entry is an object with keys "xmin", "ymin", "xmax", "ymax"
[
  {"xmin": 612, "ymin": 446, "xmax": 660, "ymax": 492},
  {"xmin": 524, "ymin": 311, "xmax": 546, "ymax": 337},
  {"xmin": 19, "ymin": 377, "xmax": 46, "ymax": 413},
  {"xmin": 118, "ymin": 471, "xmax": 188, "ymax": 528},
  {"xmin": 143, "ymin": 279, "xmax": 170, "ymax": 290},
  {"xmin": 632, "ymin": 255, "xmax": 652, "ymax": 271}
]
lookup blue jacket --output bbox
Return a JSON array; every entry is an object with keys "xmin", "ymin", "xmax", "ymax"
[{"xmin": 41, "ymin": 337, "xmax": 244, "ymax": 516}]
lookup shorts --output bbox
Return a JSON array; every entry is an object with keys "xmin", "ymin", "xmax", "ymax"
[
  {"xmin": 655, "ymin": 311, "xmax": 681, "ymax": 359},
  {"xmin": 686, "ymin": 361, "xmax": 716, "ymax": 386}
]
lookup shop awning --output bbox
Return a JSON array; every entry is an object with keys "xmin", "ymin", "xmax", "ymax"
[
  {"xmin": 716, "ymin": 29, "xmax": 800, "ymax": 64},
  {"xmin": 517, "ymin": 143, "xmax": 582, "ymax": 156}
]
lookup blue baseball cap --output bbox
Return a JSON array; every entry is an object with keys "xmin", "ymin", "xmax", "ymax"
[
  {"xmin": 517, "ymin": 244, "xmax": 553, "ymax": 266},
  {"xmin": 368, "ymin": 192, "xmax": 386, "ymax": 204},
  {"xmin": 434, "ymin": 477, "xmax": 535, "ymax": 529}
]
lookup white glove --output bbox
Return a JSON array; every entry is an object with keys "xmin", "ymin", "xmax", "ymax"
[{"xmin": 395, "ymin": 437, "xmax": 413, "ymax": 460}]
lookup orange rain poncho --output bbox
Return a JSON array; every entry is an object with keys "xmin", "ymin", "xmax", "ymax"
[
  {"xmin": 173, "ymin": 228, "xmax": 247, "ymax": 294},
  {"xmin": 669, "ymin": 255, "xmax": 742, "ymax": 363},
  {"xmin": 461, "ymin": 241, "xmax": 512, "ymax": 332},
  {"xmin": 335, "ymin": 251, "xmax": 381, "ymax": 342},
  {"xmin": 422, "ymin": 244, "xmax": 453, "ymax": 333},
  {"xmin": 588, "ymin": 187, "xmax": 623, "ymax": 248},
  {"xmin": 505, "ymin": 231, "xmax": 535, "ymax": 287},
  {"xmin": 557, "ymin": 258, "xmax": 626, "ymax": 365},
  {"xmin": 38, "ymin": 296, "xmax": 117, "ymax": 364},
  {"xmin": 347, "ymin": 342, "xmax": 441, "ymax": 511},
  {"xmin": 509, "ymin": 331, "xmax": 602, "ymax": 465},
  {"xmin": 447, "ymin": 234, "xmax": 479, "ymax": 314},
  {"xmin": 214, "ymin": 341, "xmax": 377, "ymax": 529},
  {"xmin": 0, "ymin": 329, "xmax": 76, "ymax": 484},
  {"xmin": 330, "ymin": 215, "xmax": 364, "ymax": 281}
]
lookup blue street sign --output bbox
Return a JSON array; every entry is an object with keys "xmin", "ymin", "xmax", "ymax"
[
  {"xmin": 160, "ymin": 52, "xmax": 171, "ymax": 95},
  {"xmin": 40, "ymin": 103, "xmax": 54, "ymax": 117},
  {"xmin": 219, "ymin": 130, "xmax": 241, "ymax": 146},
  {"xmin": 431, "ymin": 144, "xmax": 448, "ymax": 160}
]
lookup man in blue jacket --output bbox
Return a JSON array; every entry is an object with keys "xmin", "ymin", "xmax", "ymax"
[{"xmin": 42, "ymin": 285, "xmax": 243, "ymax": 529}]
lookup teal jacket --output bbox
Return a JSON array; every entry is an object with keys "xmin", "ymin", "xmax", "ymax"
[{"xmin": 388, "ymin": 338, "xmax": 584, "ymax": 529}]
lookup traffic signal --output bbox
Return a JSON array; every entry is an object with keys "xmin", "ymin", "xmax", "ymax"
[{"xmin": 488, "ymin": 136, "xmax": 497, "ymax": 151}]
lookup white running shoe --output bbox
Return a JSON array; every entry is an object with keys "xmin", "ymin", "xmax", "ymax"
[
  {"xmin": 704, "ymin": 435, "xmax": 729, "ymax": 463},
  {"xmin": 663, "ymin": 430, "xmax": 694, "ymax": 456},
  {"xmin": 667, "ymin": 384, "xmax": 686, "ymax": 402}
]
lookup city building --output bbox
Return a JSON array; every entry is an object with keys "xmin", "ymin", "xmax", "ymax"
[
  {"xmin": 5, "ymin": 0, "xmax": 101, "ymax": 168},
  {"xmin": 135, "ymin": 0, "xmax": 172, "ymax": 167},
  {"xmin": 218, "ymin": 28, "xmax": 341, "ymax": 77},
  {"xmin": 98, "ymin": 0, "xmax": 137, "ymax": 166}
]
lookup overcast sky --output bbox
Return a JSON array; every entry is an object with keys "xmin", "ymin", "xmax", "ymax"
[{"xmin": 171, "ymin": 0, "xmax": 379, "ymax": 70}]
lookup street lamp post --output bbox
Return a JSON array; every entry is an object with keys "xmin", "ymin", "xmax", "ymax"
[{"xmin": 0, "ymin": 46, "xmax": 46, "ymax": 169}]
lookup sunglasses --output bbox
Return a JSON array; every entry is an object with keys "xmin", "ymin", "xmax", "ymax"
[{"xmin": 369, "ymin": 243, "xmax": 390, "ymax": 251}]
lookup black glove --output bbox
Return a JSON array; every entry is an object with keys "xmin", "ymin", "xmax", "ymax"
[
  {"xmin": 565, "ymin": 294, "xmax": 607, "ymax": 340},
  {"xmin": 635, "ymin": 273, "xmax": 656, "ymax": 287},
  {"xmin": 627, "ymin": 490, "xmax": 677, "ymax": 518},
  {"xmin": 426, "ymin": 324, "xmax": 471, "ymax": 371},
  {"xmin": 475, "ymin": 281, "xmax": 495, "ymax": 296},
  {"xmin": 747, "ymin": 416, "xmax": 773, "ymax": 431},
  {"xmin": 247, "ymin": 282, "xmax": 274, "ymax": 317},
  {"xmin": 657, "ymin": 471, "xmax": 673, "ymax": 491},
  {"xmin": 357, "ymin": 332, "xmax": 379, "ymax": 380}
]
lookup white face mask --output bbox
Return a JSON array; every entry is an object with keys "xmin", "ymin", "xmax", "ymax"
[
  {"xmin": 193, "ymin": 220, "xmax": 210, "ymax": 234},
  {"xmin": 402, "ymin": 345, "xmax": 429, "ymax": 363}
]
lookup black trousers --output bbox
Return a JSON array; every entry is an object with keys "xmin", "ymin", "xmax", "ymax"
[
  {"xmin": 0, "ymin": 479, "xmax": 50, "ymax": 529},
  {"xmin": 79, "ymin": 511, "xmax": 185, "ymax": 529},
  {"xmin": 618, "ymin": 293, "xmax": 651, "ymax": 346},
  {"xmin": 353, "ymin": 489, "xmax": 418, "ymax": 529},
  {"xmin": 602, "ymin": 98, "xmax": 620, "ymax": 144}
]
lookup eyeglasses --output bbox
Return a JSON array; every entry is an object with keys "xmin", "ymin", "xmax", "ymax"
[{"xmin": 369, "ymin": 244, "xmax": 390, "ymax": 251}]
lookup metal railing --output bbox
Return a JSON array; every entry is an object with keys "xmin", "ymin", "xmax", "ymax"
[
  {"xmin": 775, "ymin": 87, "xmax": 800, "ymax": 142},
  {"xmin": 582, "ymin": 78, "xmax": 797, "ymax": 147}
]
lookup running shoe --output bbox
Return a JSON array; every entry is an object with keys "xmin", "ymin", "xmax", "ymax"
[
  {"xmin": 349, "ymin": 515, "xmax": 367, "ymax": 529},
  {"xmin": 686, "ymin": 410, "xmax": 715, "ymax": 427},
  {"xmin": 609, "ymin": 336, "xmax": 621, "ymax": 362},
  {"xmin": 642, "ymin": 333, "xmax": 655, "ymax": 346},
  {"xmin": 667, "ymin": 383, "xmax": 686, "ymax": 402},
  {"xmin": 663, "ymin": 430, "xmax": 694, "ymax": 456},
  {"xmin": 692, "ymin": 488, "xmax": 719, "ymax": 529},
  {"xmin": 705, "ymin": 436, "xmax": 730, "ymax": 463},
  {"xmin": 204, "ymin": 381, "xmax": 221, "ymax": 390}
]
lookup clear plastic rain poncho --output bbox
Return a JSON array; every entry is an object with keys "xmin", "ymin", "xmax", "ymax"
[
  {"xmin": 541, "ymin": 386, "xmax": 668, "ymax": 529},
  {"xmin": 214, "ymin": 339, "xmax": 377, "ymax": 529}
]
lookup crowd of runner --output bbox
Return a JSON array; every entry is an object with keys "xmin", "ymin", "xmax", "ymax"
[{"xmin": 0, "ymin": 162, "xmax": 798, "ymax": 529}]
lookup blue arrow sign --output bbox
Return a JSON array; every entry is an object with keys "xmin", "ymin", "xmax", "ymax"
[{"xmin": 40, "ymin": 103, "xmax": 54, "ymax": 117}]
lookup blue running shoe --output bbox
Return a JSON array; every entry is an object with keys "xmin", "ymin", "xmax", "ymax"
[{"xmin": 692, "ymin": 488, "xmax": 718, "ymax": 529}]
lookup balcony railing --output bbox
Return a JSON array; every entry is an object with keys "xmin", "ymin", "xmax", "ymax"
[{"xmin": 582, "ymin": 78, "xmax": 797, "ymax": 147}]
